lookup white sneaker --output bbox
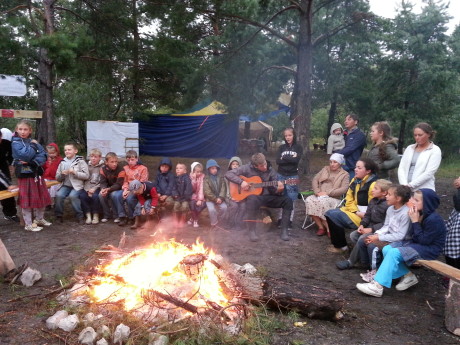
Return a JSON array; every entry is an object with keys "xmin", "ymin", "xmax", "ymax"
[
  {"xmin": 193, "ymin": 221, "xmax": 199, "ymax": 228},
  {"xmin": 395, "ymin": 272, "xmax": 418, "ymax": 291},
  {"xmin": 356, "ymin": 280, "xmax": 383, "ymax": 297},
  {"xmin": 360, "ymin": 269, "xmax": 377, "ymax": 283},
  {"xmin": 101, "ymin": 218, "xmax": 109, "ymax": 223},
  {"xmin": 187, "ymin": 218, "xmax": 193, "ymax": 225},
  {"xmin": 114, "ymin": 218, "xmax": 121, "ymax": 223},
  {"xmin": 25, "ymin": 224, "xmax": 43, "ymax": 232},
  {"xmin": 34, "ymin": 218, "xmax": 52, "ymax": 226}
]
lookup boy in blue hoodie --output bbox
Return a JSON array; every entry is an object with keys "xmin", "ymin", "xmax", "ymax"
[
  {"xmin": 155, "ymin": 157, "xmax": 175, "ymax": 215},
  {"xmin": 203, "ymin": 159, "xmax": 227, "ymax": 229}
]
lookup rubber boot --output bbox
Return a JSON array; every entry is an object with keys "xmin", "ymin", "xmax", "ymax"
[
  {"xmin": 173, "ymin": 212, "xmax": 179, "ymax": 227},
  {"xmin": 281, "ymin": 228, "xmax": 290, "ymax": 241},
  {"xmin": 130, "ymin": 216, "xmax": 140, "ymax": 229},
  {"xmin": 85, "ymin": 212, "xmax": 92, "ymax": 225},
  {"xmin": 249, "ymin": 228, "xmax": 259, "ymax": 242},
  {"xmin": 179, "ymin": 213, "xmax": 187, "ymax": 228},
  {"xmin": 92, "ymin": 213, "xmax": 99, "ymax": 224}
]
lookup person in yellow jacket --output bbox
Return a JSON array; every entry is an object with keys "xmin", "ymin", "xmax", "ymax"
[{"xmin": 325, "ymin": 158, "xmax": 378, "ymax": 253}]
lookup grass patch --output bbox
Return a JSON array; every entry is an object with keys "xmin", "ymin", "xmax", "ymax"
[{"xmin": 437, "ymin": 156, "xmax": 460, "ymax": 179}]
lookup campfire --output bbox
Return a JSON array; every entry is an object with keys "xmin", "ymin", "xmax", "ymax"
[{"xmin": 60, "ymin": 238, "xmax": 247, "ymax": 334}]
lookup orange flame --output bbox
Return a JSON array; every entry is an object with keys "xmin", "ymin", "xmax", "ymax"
[{"xmin": 89, "ymin": 240, "xmax": 228, "ymax": 311}]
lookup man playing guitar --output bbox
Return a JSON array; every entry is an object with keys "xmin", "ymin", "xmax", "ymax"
[{"xmin": 225, "ymin": 153, "xmax": 293, "ymax": 242}]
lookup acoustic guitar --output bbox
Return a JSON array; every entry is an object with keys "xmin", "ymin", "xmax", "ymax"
[{"xmin": 229, "ymin": 175, "xmax": 299, "ymax": 202}]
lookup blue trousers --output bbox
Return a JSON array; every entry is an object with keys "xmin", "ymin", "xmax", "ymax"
[
  {"xmin": 277, "ymin": 173, "xmax": 299, "ymax": 202},
  {"xmin": 112, "ymin": 190, "xmax": 138, "ymax": 219},
  {"xmin": 79, "ymin": 189, "xmax": 101, "ymax": 214},
  {"xmin": 55, "ymin": 186, "xmax": 83, "ymax": 219},
  {"xmin": 374, "ymin": 245, "xmax": 409, "ymax": 288},
  {"xmin": 206, "ymin": 201, "xmax": 227, "ymax": 226}
]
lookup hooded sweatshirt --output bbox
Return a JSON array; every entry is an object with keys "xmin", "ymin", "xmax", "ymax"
[
  {"xmin": 190, "ymin": 162, "xmax": 205, "ymax": 202},
  {"xmin": 327, "ymin": 123, "xmax": 345, "ymax": 154},
  {"xmin": 83, "ymin": 158, "xmax": 105, "ymax": 192},
  {"xmin": 366, "ymin": 138, "xmax": 400, "ymax": 179},
  {"xmin": 155, "ymin": 157, "xmax": 175, "ymax": 196},
  {"xmin": 43, "ymin": 143, "xmax": 63, "ymax": 180},
  {"xmin": 204, "ymin": 159, "xmax": 226, "ymax": 202},
  {"xmin": 276, "ymin": 133, "xmax": 303, "ymax": 176}
]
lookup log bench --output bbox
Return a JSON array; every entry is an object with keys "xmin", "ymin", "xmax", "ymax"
[{"xmin": 416, "ymin": 259, "xmax": 460, "ymax": 336}]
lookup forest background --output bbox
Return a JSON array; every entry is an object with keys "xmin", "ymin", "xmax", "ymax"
[{"xmin": 1, "ymin": 0, "xmax": 460, "ymax": 172}]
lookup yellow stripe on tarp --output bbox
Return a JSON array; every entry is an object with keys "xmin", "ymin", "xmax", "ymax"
[{"xmin": 171, "ymin": 101, "xmax": 227, "ymax": 116}]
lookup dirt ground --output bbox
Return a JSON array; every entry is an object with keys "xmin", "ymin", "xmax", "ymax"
[{"xmin": 1, "ymin": 150, "xmax": 460, "ymax": 345}]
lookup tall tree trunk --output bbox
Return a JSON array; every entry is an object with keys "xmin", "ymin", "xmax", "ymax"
[
  {"xmin": 132, "ymin": 0, "xmax": 141, "ymax": 106},
  {"xmin": 37, "ymin": 0, "xmax": 56, "ymax": 144},
  {"xmin": 291, "ymin": 0, "xmax": 313, "ymax": 174},
  {"xmin": 326, "ymin": 90, "xmax": 338, "ymax": 143}
]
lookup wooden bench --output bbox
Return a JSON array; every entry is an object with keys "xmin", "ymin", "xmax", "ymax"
[{"xmin": 416, "ymin": 259, "xmax": 460, "ymax": 336}]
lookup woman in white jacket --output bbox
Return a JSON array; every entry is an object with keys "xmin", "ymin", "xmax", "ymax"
[{"xmin": 398, "ymin": 123, "xmax": 441, "ymax": 191}]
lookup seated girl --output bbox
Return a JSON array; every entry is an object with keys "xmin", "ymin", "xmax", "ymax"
[
  {"xmin": 304, "ymin": 153, "xmax": 349, "ymax": 236},
  {"xmin": 325, "ymin": 158, "xmax": 378, "ymax": 253},
  {"xmin": 356, "ymin": 189, "xmax": 446, "ymax": 297}
]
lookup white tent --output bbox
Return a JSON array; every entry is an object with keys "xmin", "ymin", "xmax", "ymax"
[
  {"xmin": 87, "ymin": 121, "xmax": 139, "ymax": 158},
  {"xmin": 239, "ymin": 120, "xmax": 273, "ymax": 146}
]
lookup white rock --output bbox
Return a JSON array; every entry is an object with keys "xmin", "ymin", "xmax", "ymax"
[
  {"xmin": 83, "ymin": 312, "xmax": 95, "ymax": 324},
  {"xmin": 58, "ymin": 314, "xmax": 79, "ymax": 332},
  {"xmin": 46, "ymin": 310, "xmax": 68, "ymax": 330},
  {"xmin": 97, "ymin": 325, "xmax": 110, "ymax": 338},
  {"xmin": 113, "ymin": 323, "xmax": 130, "ymax": 344},
  {"xmin": 96, "ymin": 338, "xmax": 108, "ymax": 345},
  {"xmin": 240, "ymin": 263, "xmax": 257, "ymax": 274},
  {"xmin": 148, "ymin": 333, "xmax": 169, "ymax": 345},
  {"xmin": 78, "ymin": 327, "xmax": 97, "ymax": 345},
  {"xmin": 230, "ymin": 263, "xmax": 242, "ymax": 271},
  {"xmin": 19, "ymin": 267, "xmax": 42, "ymax": 286}
]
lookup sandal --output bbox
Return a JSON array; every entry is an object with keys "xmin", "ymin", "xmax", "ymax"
[{"xmin": 316, "ymin": 228, "xmax": 326, "ymax": 236}]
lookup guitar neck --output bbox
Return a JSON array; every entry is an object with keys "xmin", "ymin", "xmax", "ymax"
[{"xmin": 251, "ymin": 180, "xmax": 288, "ymax": 188}]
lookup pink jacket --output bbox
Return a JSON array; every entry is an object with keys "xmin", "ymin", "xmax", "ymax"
[{"xmin": 190, "ymin": 172, "xmax": 205, "ymax": 202}]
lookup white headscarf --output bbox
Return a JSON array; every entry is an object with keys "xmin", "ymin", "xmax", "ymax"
[{"xmin": 330, "ymin": 153, "xmax": 345, "ymax": 165}]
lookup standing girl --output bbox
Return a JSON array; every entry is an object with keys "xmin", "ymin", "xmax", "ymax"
[
  {"xmin": 189, "ymin": 162, "xmax": 206, "ymax": 228},
  {"xmin": 366, "ymin": 122, "xmax": 400, "ymax": 180},
  {"xmin": 12, "ymin": 120, "xmax": 52, "ymax": 231},
  {"xmin": 276, "ymin": 127, "xmax": 302, "ymax": 229}
]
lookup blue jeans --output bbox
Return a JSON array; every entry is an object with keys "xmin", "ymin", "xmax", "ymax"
[
  {"xmin": 374, "ymin": 245, "xmax": 409, "ymax": 288},
  {"xmin": 98, "ymin": 192, "xmax": 118, "ymax": 219},
  {"xmin": 112, "ymin": 190, "xmax": 138, "ymax": 219},
  {"xmin": 277, "ymin": 173, "xmax": 299, "ymax": 202},
  {"xmin": 55, "ymin": 186, "xmax": 84, "ymax": 219},
  {"xmin": 206, "ymin": 201, "xmax": 228, "ymax": 226},
  {"xmin": 133, "ymin": 199, "xmax": 155, "ymax": 217},
  {"xmin": 79, "ymin": 189, "xmax": 101, "ymax": 214}
]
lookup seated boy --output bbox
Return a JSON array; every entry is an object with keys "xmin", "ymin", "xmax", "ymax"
[
  {"xmin": 155, "ymin": 157, "xmax": 175, "ymax": 214},
  {"xmin": 129, "ymin": 179, "xmax": 159, "ymax": 229},
  {"xmin": 173, "ymin": 163, "xmax": 192, "ymax": 228},
  {"xmin": 112, "ymin": 150, "xmax": 148, "ymax": 226},
  {"xmin": 79, "ymin": 148, "xmax": 104, "ymax": 224},
  {"xmin": 98, "ymin": 152, "xmax": 126, "ymax": 223},
  {"xmin": 203, "ymin": 159, "xmax": 228, "ymax": 229},
  {"xmin": 55, "ymin": 143, "xmax": 90, "ymax": 224}
]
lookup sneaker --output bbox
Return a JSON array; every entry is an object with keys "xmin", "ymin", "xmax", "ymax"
[
  {"xmin": 4, "ymin": 215, "xmax": 20, "ymax": 223},
  {"xmin": 114, "ymin": 218, "xmax": 121, "ymax": 223},
  {"xmin": 356, "ymin": 280, "xmax": 383, "ymax": 297},
  {"xmin": 101, "ymin": 218, "xmax": 109, "ymax": 223},
  {"xmin": 288, "ymin": 221, "xmax": 293, "ymax": 231},
  {"xmin": 336, "ymin": 260, "xmax": 352, "ymax": 270},
  {"xmin": 187, "ymin": 218, "xmax": 193, "ymax": 225},
  {"xmin": 193, "ymin": 221, "xmax": 199, "ymax": 228},
  {"xmin": 360, "ymin": 269, "xmax": 377, "ymax": 283},
  {"xmin": 34, "ymin": 218, "xmax": 52, "ymax": 227},
  {"xmin": 24, "ymin": 224, "xmax": 43, "ymax": 232},
  {"xmin": 395, "ymin": 272, "xmax": 418, "ymax": 291}
]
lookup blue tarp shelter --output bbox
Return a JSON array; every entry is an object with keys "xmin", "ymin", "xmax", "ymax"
[{"xmin": 135, "ymin": 101, "xmax": 239, "ymax": 159}]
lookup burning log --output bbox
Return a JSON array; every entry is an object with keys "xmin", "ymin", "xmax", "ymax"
[
  {"xmin": 144, "ymin": 289, "xmax": 199, "ymax": 314},
  {"xmin": 239, "ymin": 276, "xmax": 344, "ymax": 321}
]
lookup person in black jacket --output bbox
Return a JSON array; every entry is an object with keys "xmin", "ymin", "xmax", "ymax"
[
  {"xmin": 0, "ymin": 129, "xmax": 19, "ymax": 222},
  {"xmin": 276, "ymin": 127, "xmax": 302, "ymax": 229},
  {"xmin": 173, "ymin": 163, "xmax": 192, "ymax": 228}
]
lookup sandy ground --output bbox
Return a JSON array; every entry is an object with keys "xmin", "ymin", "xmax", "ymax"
[{"xmin": 0, "ymin": 150, "xmax": 459, "ymax": 345}]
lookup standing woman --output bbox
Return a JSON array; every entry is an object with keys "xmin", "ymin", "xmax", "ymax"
[
  {"xmin": 366, "ymin": 122, "xmax": 400, "ymax": 180},
  {"xmin": 398, "ymin": 123, "xmax": 441, "ymax": 191},
  {"xmin": 276, "ymin": 127, "xmax": 303, "ymax": 228}
]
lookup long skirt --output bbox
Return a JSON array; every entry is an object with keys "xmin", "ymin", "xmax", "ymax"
[
  {"xmin": 305, "ymin": 195, "xmax": 340, "ymax": 220},
  {"xmin": 17, "ymin": 176, "xmax": 52, "ymax": 209}
]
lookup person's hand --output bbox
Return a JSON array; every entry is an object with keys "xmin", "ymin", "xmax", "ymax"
[
  {"xmin": 408, "ymin": 206, "xmax": 420, "ymax": 223},
  {"xmin": 361, "ymin": 227, "xmax": 372, "ymax": 234},
  {"xmin": 68, "ymin": 168, "xmax": 75, "ymax": 175},
  {"xmin": 317, "ymin": 192, "xmax": 327, "ymax": 197},
  {"xmin": 122, "ymin": 190, "xmax": 130, "ymax": 199},
  {"xmin": 88, "ymin": 191, "xmax": 93, "ymax": 197},
  {"xmin": 160, "ymin": 195, "xmax": 167, "ymax": 201},
  {"xmin": 7, "ymin": 185, "xmax": 18, "ymax": 192},
  {"xmin": 216, "ymin": 198, "xmax": 222, "ymax": 204},
  {"xmin": 241, "ymin": 181, "xmax": 250, "ymax": 191},
  {"xmin": 148, "ymin": 207, "xmax": 155, "ymax": 215},
  {"xmin": 141, "ymin": 208, "xmax": 146, "ymax": 215},
  {"xmin": 31, "ymin": 139, "xmax": 38, "ymax": 144},
  {"xmin": 197, "ymin": 200, "xmax": 202, "ymax": 207},
  {"xmin": 365, "ymin": 234, "xmax": 379, "ymax": 244},
  {"xmin": 356, "ymin": 211, "xmax": 365, "ymax": 219},
  {"xmin": 276, "ymin": 181, "xmax": 285, "ymax": 193},
  {"xmin": 100, "ymin": 188, "xmax": 108, "ymax": 197}
]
